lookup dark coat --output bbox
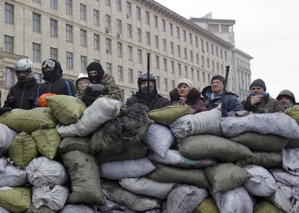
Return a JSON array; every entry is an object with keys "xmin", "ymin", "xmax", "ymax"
[
  {"xmin": 243, "ymin": 93, "xmax": 283, "ymax": 113},
  {"xmin": 169, "ymin": 88, "xmax": 207, "ymax": 113},
  {"xmin": 126, "ymin": 92, "xmax": 169, "ymax": 111}
]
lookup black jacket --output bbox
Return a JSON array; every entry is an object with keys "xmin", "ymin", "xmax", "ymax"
[{"xmin": 126, "ymin": 92, "xmax": 169, "ymax": 111}]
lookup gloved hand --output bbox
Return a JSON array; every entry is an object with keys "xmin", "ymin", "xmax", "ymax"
[
  {"xmin": 6, "ymin": 96, "xmax": 15, "ymax": 108},
  {"xmin": 82, "ymin": 95, "xmax": 96, "ymax": 107},
  {"xmin": 85, "ymin": 84, "xmax": 106, "ymax": 97}
]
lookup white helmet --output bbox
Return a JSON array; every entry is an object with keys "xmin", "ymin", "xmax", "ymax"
[
  {"xmin": 75, "ymin": 73, "xmax": 89, "ymax": 87},
  {"xmin": 15, "ymin": 59, "xmax": 35, "ymax": 83}
]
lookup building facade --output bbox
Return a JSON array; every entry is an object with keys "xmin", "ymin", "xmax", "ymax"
[{"xmin": 0, "ymin": 0, "xmax": 234, "ymax": 105}]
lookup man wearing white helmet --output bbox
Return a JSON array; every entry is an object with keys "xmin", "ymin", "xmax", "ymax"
[
  {"xmin": 74, "ymin": 73, "xmax": 90, "ymax": 95},
  {"xmin": 3, "ymin": 59, "xmax": 39, "ymax": 109}
]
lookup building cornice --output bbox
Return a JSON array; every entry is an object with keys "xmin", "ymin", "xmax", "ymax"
[{"xmin": 232, "ymin": 48, "xmax": 254, "ymax": 59}]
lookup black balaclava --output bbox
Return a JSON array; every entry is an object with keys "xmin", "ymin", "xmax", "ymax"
[
  {"xmin": 86, "ymin": 62, "xmax": 104, "ymax": 84},
  {"xmin": 42, "ymin": 59, "xmax": 63, "ymax": 82}
]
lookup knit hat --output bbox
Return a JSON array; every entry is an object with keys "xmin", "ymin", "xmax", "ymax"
[
  {"xmin": 250, "ymin": 79, "xmax": 267, "ymax": 91},
  {"xmin": 177, "ymin": 78, "xmax": 193, "ymax": 89},
  {"xmin": 86, "ymin": 62, "xmax": 104, "ymax": 83},
  {"xmin": 211, "ymin": 75, "xmax": 225, "ymax": 84}
]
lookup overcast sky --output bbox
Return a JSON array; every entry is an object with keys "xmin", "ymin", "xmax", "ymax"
[{"xmin": 156, "ymin": 0, "xmax": 299, "ymax": 101}]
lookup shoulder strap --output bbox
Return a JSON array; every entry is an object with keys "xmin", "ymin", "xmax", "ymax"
[{"xmin": 64, "ymin": 80, "xmax": 73, "ymax": 96}]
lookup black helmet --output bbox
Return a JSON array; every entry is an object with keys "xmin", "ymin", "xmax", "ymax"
[
  {"xmin": 276, "ymin": 89, "xmax": 296, "ymax": 104},
  {"xmin": 137, "ymin": 72, "xmax": 157, "ymax": 89}
]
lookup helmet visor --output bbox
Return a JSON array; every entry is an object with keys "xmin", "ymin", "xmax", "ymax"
[{"xmin": 42, "ymin": 60, "xmax": 55, "ymax": 68}]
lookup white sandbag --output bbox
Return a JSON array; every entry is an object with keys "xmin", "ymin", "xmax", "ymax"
[
  {"xmin": 141, "ymin": 123, "xmax": 174, "ymax": 158},
  {"xmin": 100, "ymin": 157, "xmax": 155, "ymax": 180},
  {"xmin": 119, "ymin": 177, "xmax": 175, "ymax": 200},
  {"xmin": 167, "ymin": 184, "xmax": 209, "ymax": 213},
  {"xmin": 96, "ymin": 198, "xmax": 127, "ymax": 212},
  {"xmin": 169, "ymin": 107, "xmax": 222, "ymax": 138},
  {"xmin": 0, "ymin": 206, "xmax": 9, "ymax": 213},
  {"xmin": 0, "ymin": 124, "xmax": 18, "ymax": 156},
  {"xmin": 148, "ymin": 149, "xmax": 217, "ymax": 168},
  {"xmin": 26, "ymin": 157, "xmax": 68, "ymax": 187},
  {"xmin": 211, "ymin": 186, "xmax": 255, "ymax": 213},
  {"xmin": 243, "ymin": 164, "xmax": 277, "ymax": 197},
  {"xmin": 270, "ymin": 168, "xmax": 299, "ymax": 187},
  {"xmin": 0, "ymin": 157, "xmax": 27, "ymax": 187},
  {"xmin": 57, "ymin": 97, "xmax": 124, "ymax": 137},
  {"xmin": 221, "ymin": 112, "xmax": 299, "ymax": 138},
  {"xmin": 282, "ymin": 148, "xmax": 299, "ymax": 176},
  {"xmin": 59, "ymin": 204, "xmax": 95, "ymax": 213},
  {"xmin": 32, "ymin": 185, "xmax": 69, "ymax": 211}
]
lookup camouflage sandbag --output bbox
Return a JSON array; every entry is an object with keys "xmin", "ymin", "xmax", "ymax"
[
  {"xmin": 46, "ymin": 95, "xmax": 86, "ymax": 125},
  {"xmin": 253, "ymin": 200, "xmax": 285, "ymax": 213},
  {"xmin": 205, "ymin": 162, "xmax": 252, "ymax": 193},
  {"xmin": 0, "ymin": 186, "xmax": 31, "ymax": 213},
  {"xmin": 147, "ymin": 163, "xmax": 211, "ymax": 189},
  {"xmin": 286, "ymin": 138, "xmax": 299, "ymax": 148},
  {"xmin": 178, "ymin": 134, "xmax": 253, "ymax": 162},
  {"xmin": 230, "ymin": 132, "xmax": 289, "ymax": 152},
  {"xmin": 235, "ymin": 152, "xmax": 282, "ymax": 169},
  {"xmin": 58, "ymin": 136, "xmax": 91, "ymax": 157},
  {"xmin": 31, "ymin": 128, "xmax": 61, "ymax": 159},
  {"xmin": 8, "ymin": 132, "xmax": 38, "ymax": 168},
  {"xmin": 0, "ymin": 123, "xmax": 18, "ymax": 157},
  {"xmin": 96, "ymin": 142, "xmax": 148, "ymax": 164},
  {"xmin": 192, "ymin": 197, "xmax": 220, "ymax": 213},
  {"xmin": 148, "ymin": 105, "xmax": 190, "ymax": 126},
  {"xmin": 284, "ymin": 105, "xmax": 299, "ymax": 124},
  {"xmin": 91, "ymin": 103, "xmax": 153, "ymax": 156},
  {"xmin": 24, "ymin": 204, "xmax": 57, "ymax": 213},
  {"xmin": 61, "ymin": 150, "xmax": 105, "ymax": 206},
  {"xmin": 0, "ymin": 108, "xmax": 57, "ymax": 134}
]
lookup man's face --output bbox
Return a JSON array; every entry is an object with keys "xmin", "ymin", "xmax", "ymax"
[
  {"xmin": 250, "ymin": 86, "xmax": 265, "ymax": 94},
  {"xmin": 278, "ymin": 96, "xmax": 293, "ymax": 106},
  {"xmin": 211, "ymin": 79, "xmax": 224, "ymax": 94},
  {"xmin": 140, "ymin": 81, "xmax": 153, "ymax": 87}
]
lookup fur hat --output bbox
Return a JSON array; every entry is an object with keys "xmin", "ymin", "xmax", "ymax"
[
  {"xmin": 177, "ymin": 78, "xmax": 193, "ymax": 89},
  {"xmin": 250, "ymin": 79, "xmax": 267, "ymax": 91},
  {"xmin": 211, "ymin": 75, "xmax": 225, "ymax": 84}
]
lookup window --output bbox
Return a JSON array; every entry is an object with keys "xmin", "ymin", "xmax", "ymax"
[
  {"xmin": 145, "ymin": 11, "xmax": 150, "ymax": 25},
  {"xmin": 106, "ymin": 38, "xmax": 111, "ymax": 54},
  {"xmin": 155, "ymin": 56, "xmax": 159, "ymax": 69},
  {"xmin": 66, "ymin": 51, "xmax": 73, "ymax": 69},
  {"xmin": 4, "ymin": 35, "xmax": 13, "ymax": 53},
  {"xmin": 32, "ymin": 13, "xmax": 41, "ymax": 32},
  {"xmin": 220, "ymin": 49, "xmax": 223, "ymax": 59},
  {"xmin": 216, "ymin": 47, "xmax": 219, "ymax": 57},
  {"xmin": 81, "ymin": 56, "xmax": 87, "ymax": 72},
  {"xmin": 189, "ymin": 33, "xmax": 192, "ymax": 45},
  {"xmin": 183, "ymin": 30, "xmax": 186, "ymax": 41},
  {"xmin": 176, "ymin": 27, "xmax": 180, "ymax": 39},
  {"xmin": 80, "ymin": 29, "xmax": 87, "ymax": 46},
  {"xmin": 202, "ymin": 72, "xmax": 206, "ymax": 83},
  {"xmin": 105, "ymin": 0, "xmax": 111, "ymax": 6},
  {"xmin": 225, "ymin": 51, "xmax": 227, "ymax": 61},
  {"xmin": 146, "ymin": 32, "xmax": 150, "ymax": 45},
  {"xmin": 105, "ymin": 15, "xmax": 111, "ymax": 29},
  {"xmin": 50, "ymin": 47, "xmax": 58, "ymax": 60},
  {"xmin": 126, "ymin": 2, "xmax": 132, "ymax": 16},
  {"xmin": 163, "ymin": 39, "xmax": 166, "ymax": 51},
  {"xmin": 35, "ymin": 73, "xmax": 42, "ymax": 83},
  {"xmin": 212, "ymin": 60, "xmax": 215, "ymax": 71},
  {"xmin": 137, "ymin": 28, "xmax": 142, "ymax": 42},
  {"xmin": 117, "ymin": 42, "xmax": 122, "ymax": 57},
  {"xmin": 210, "ymin": 44, "xmax": 214, "ymax": 55},
  {"xmin": 191, "ymin": 68, "xmax": 194, "ymax": 79},
  {"xmin": 184, "ymin": 66, "xmax": 188, "ymax": 77},
  {"xmin": 118, "ymin": 66, "xmax": 123, "ymax": 80},
  {"xmin": 127, "ymin": 24, "xmax": 132, "ymax": 38},
  {"xmin": 137, "ymin": 49, "xmax": 142, "ymax": 63},
  {"xmin": 33, "ymin": 43, "xmax": 41, "ymax": 62},
  {"xmin": 128, "ymin": 46, "xmax": 133, "ymax": 60},
  {"xmin": 156, "ymin": 76, "xmax": 160, "ymax": 89},
  {"xmin": 195, "ymin": 36, "xmax": 198, "ymax": 47},
  {"xmin": 155, "ymin": 36, "xmax": 159, "ymax": 49},
  {"xmin": 106, "ymin": 62, "xmax": 112, "ymax": 75},
  {"xmin": 116, "ymin": 19, "xmax": 122, "ymax": 34},
  {"xmin": 116, "ymin": 0, "xmax": 121, "ymax": 11},
  {"xmin": 169, "ymin": 23, "xmax": 173, "ymax": 35},
  {"xmin": 50, "ymin": 0, "xmax": 57, "ymax": 9},
  {"xmin": 178, "ymin": 63, "xmax": 181, "ymax": 75},
  {"xmin": 154, "ymin": 16, "xmax": 158, "ymax": 28},
  {"xmin": 208, "ymin": 74, "xmax": 211, "ymax": 83},
  {"xmin": 197, "ymin": 70, "xmax": 200, "ymax": 81},
  {"xmin": 206, "ymin": 42, "xmax": 209, "ymax": 52},
  {"xmin": 190, "ymin": 51, "xmax": 193, "ymax": 62},
  {"xmin": 163, "ymin": 58, "xmax": 167, "ymax": 71},
  {"xmin": 163, "ymin": 78, "xmax": 168, "ymax": 91},
  {"xmin": 93, "ymin": 10, "xmax": 99, "ymax": 25},
  {"xmin": 201, "ymin": 56, "xmax": 204, "ymax": 68},
  {"xmin": 66, "ymin": 24, "xmax": 73, "ymax": 42},
  {"xmin": 128, "ymin": 68, "xmax": 133, "ymax": 83},
  {"xmin": 94, "ymin": 34, "xmax": 100, "ymax": 50},
  {"xmin": 201, "ymin": 39, "xmax": 204, "ymax": 52},
  {"xmin": 221, "ymin": 64, "xmax": 224, "ymax": 74},
  {"xmin": 80, "ymin": 4, "xmax": 86, "ymax": 20},
  {"xmin": 170, "ymin": 42, "xmax": 174, "ymax": 54},
  {"xmin": 5, "ymin": 3, "xmax": 14, "ymax": 24},
  {"xmin": 136, "ymin": 7, "xmax": 141, "ymax": 20},
  {"xmin": 66, "ymin": 0, "xmax": 72, "ymax": 15},
  {"xmin": 33, "ymin": 0, "xmax": 41, "ymax": 3},
  {"xmin": 5, "ymin": 68, "xmax": 15, "ymax": 88},
  {"xmin": 207, "ymin": 58, "xmax": 210, "ymax": 68},
  {"xmin": 177, "ymin": 45, "xmax": 180, "ymax": 57},
  {"xmin": 50, "ymin": 19, "xmax": 58, "ymax": 37},
  {"xmin": 184, "ymin": 48, "xmax": 187, "ymax": 59},
  {"xmin": 162, "ymin": 19, "xmax": 166, "ymax": 32},
  {"xmin": 171, "ymin": 80, "xmax": 175, "ymax": 89},
  {"xmin": 217, "ymin": 62, "xmax": 219, "ymax": 73},
  {"xmin": 196, "ymin": 53, "xmax": 199, "ymax": 64}
]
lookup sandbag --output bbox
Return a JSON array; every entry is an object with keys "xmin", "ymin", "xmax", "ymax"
[
  {"xmin": 24, "ymin": 204, "xmax": 56, "ymax": 213},
  {"xmin": 167, "ymin": 184, "xmax": 209, "ymax": 213},
  {"xmin": 0, "ymin": 206, "xmax": 10, "ymax": 213},
  {"xmin": 142, "ymin": 123, "xmax": 175, "ymax": 158},
  {"xmin": 221, "ymin": 112, "xmax": 299, "ymax": 138},
  {"xmin": 243, "ymin": 164, "xmax": 277, "ymax": 197},
  {"xmin": 58, "ymin": 136, "xmax": 91, "ymax": 157},
  {"xmin": 169, "ymin": 107, "xmax": 222, "ymax": 138},
  {"xmin": 119, "ymin": 177, "xmax": 175, "ymax": 200},
  {"xmin": 178, "ymin": 134, "xmax": 253, "ymax": 162},
  {"xmin": 286, "ymin": 138, "xmax": 299, "ymax": 148},
  {"xmin": 61, "ymin": 150, "xmax": 105, "ymax": 205},
  {"xmin": 147, "ymin": 163, "xmax": 211, "ymax": 189},
  {"xmin": 56, "ymin": 97, "xmax": 124, "ymax": 137},
  {"xmin": 0, "ymin": 157, "xmax": 27, "ymax": 187},
  {"xmin": 96, "ymin": 198, "xmax": 128, "ymax": 212},
  {"xmin": 253, "ymin": 200, "xmax": 285, "ymax": 213},
  {"xmin": 100, "ymin": 157, "xmax": 155, "ymax": 180},
  {"xmin": 148, "ymin": 149, "xmax": 217, "ymax": 169},
  {"xmin": 31, "ymin": 128, "xmax": 61, "ymax": 159},
  {"xmin": 284, "ymin": 105, "xmax": 299, "ymax": 124},
  {"xmin": 230, "ymin": 132, "xmax": 289, "ymax": 152},
  {"xmin": 0, "ymin": 123, "xmax": 18, "ymax": 157},
  {"xmin": 282, "ymin": 148, "xmax": 299, "ymax": 176},
  {"xmin": 192, "ymin": 197, "xmax": 220, "ymax": 213},
  {"xmin": 60, "ymin": 204, "xmax": 95, "ymax": 213},
  {"xmin": 0, "ymin": 108, "xmax": 57, "ymax": 134},
  {"xmin": 8, "ymin": 132, "xmax": 38, "ymax": 168},
  {"xmin": 45, "ymin": 95, "xmax": 86, "ymax": 125},
  {"xmin": 148, "ymin": 105, "xmax": 190, "ymax": 125},
  {"xmin": 205, "ymin": 162, "xmax": 252, "ymax": 193},
  {"xmin": 26, "ymin": 156, "xmax": 68, "ymax": 187},
  {"xmin": 270, "ymin": 168, "xmax": 299, "ymax": 187}
]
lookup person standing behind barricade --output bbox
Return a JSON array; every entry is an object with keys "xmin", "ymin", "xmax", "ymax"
[
  {"xmin": 205, "ymin": 75, "xmax": 243, "ymax": 117},
  {"xmin": 3, "ymin": 59, "xmax": 39, "ymax": 109},
  {"xmin": 242, "ymin": 78, "xmax": 283, "ymax": 113},
  {"xmin": 169, "ymin": 78, "xmax": 207, "ymax": 114},
  {"xmin": 74, "ymin": 73, "xmax": 90, "ymax": 96},
  {"xmin": 276, "ymin": 89, "xmax": 296, "ymax": 110},
  {"xmin": 125, "ymin": 72, "xmax": 169, "ymax": 111}
]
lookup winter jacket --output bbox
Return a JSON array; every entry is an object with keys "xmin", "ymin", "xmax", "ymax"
[
  {"xmin": 4, "ymin": 78, "xmax": 39, "ymax": 109},
  {"xmin": 169, "ymin": 88, "xmax": 207, "ymax": 113},
  {"xmin": 205, "ymin": 91, "xmax": 244, "ymax": 117},
  {"xmin": 126, "ymin": 92, "xmax": 169, "ymax": 111},
  {"xmin": 242, "ymin": 93, "xmax": 283, "ymax": 113}
]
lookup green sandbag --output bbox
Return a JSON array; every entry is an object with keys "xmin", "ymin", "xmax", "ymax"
[
  {"xmin": 286, "ymin": 138, "xmax": 299, "ymax": 148},
  {"xmin": 254, "ymin": 200, "xmax": 286, "ymax": 213},
  {"xmin": 204, "ymin": 162, "xmax": 252, "ymax": 193},
  {"xmin": 96, "ymin": 142, "xmax": 148, "ymax": 164},
  {"xmin": 235, "ymin": 152, "xmax": 282, "ymax": 169},
  {"xmin": 58, "ymin": 136, "xmax": 91, "ymax": 157},
  {"xmin": 147, "ymin": 163, "xmax": 211, "ymax": 189},
  {"xmin": 62, "ymin": 150, "xmax": 105, "ymax": 206},
  {"xmin": 193, "ymin": 197, "xmax": 220, "ymax": 213},
  {"xmin": 31, "ymin": 128, "xmax": 61, "ymax": 159},
  {"xmin": 230, "ymin": 132, "xmax": 289, "ymax": 152},
  {"xmin": 178, "ymin": 134, "xmax": 253, "ymax": 162},
  {"xmin": 9, "ymin": 132, "xmax": 38, "ymax": 168},
  {"xmin": 24, "ymin": 204, "xmax": 57, "ymax": 213},
  {"xmin": 0, "ymin": 108, "xmax": 57, "ymax": 134},
  {"xmin": 148, "ymin": 106, "xmax": 190, "ymax": 125},
  {"xmin": 46, "ymin": 95, "xmax": 86, "ymax": 125},
  {"xmin": 0, "ymin": 186, "xmax": 31, "ymax": 213}
]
